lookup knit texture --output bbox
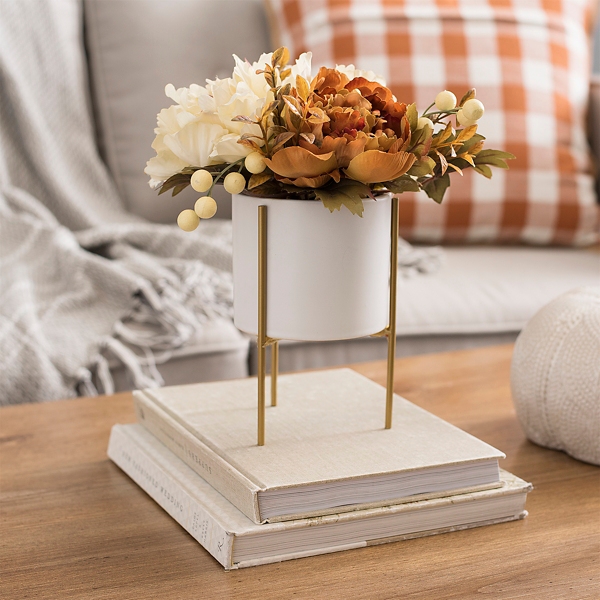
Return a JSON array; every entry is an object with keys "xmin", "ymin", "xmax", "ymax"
[{"xmin": 511, "ymin": 286, "xmax": 600, "ymax": 465}]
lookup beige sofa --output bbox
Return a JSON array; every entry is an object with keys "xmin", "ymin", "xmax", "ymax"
[{"xmin": 83, "ymin": 0, "xmax": 600, "ymax": 388}]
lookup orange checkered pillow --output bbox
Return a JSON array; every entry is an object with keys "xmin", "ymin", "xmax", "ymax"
[{"xmin": 267, "ymin": 0, "xmax": 599, "ymax": 245}]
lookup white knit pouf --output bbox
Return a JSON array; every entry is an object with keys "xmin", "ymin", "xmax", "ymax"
[{"xmin": 511, "ymin": 286, "xmax": 600, "ymax": 465}]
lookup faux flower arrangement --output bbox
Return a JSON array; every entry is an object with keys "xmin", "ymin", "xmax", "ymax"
[{"xmin": 145, "ymin": 48, "xmax": 513, "ymax": 231}]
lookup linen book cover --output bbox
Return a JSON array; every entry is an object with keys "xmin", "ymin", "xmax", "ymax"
[
  {"xmin": 133, "ymin": 369, "xmax": 505, "ymax": 524},
  {"xmin": 108, "ymin": 424, "xmax": 531, "ymax": 570}
]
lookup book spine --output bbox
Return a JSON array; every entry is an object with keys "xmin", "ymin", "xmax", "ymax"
[
  {"xmin": 107, "ymin": 425, "xmax": 235, "ymax": 570},
  {"xmin": 133, "ymin": 392, "xmax": 262, "ymax": 524}
]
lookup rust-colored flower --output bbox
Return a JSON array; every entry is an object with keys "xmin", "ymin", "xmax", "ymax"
[
  {"xmin": 299, "ymin": 135, "xmax": 368, "ymax": 169},
  {"xmin": 344, "ymin": 78, "xmax": 408, "ymax": 138},
  {"xmin": 345, "ymin": 150, "xmax": 416, "ymax": 183},
  {"xmin": 312, "ymin": 67, "xmax": 350, "ymax": 96},
  {"xmin": 345, "ymin": 78, "xmax": 395, "ymax": 103},
  {"xmin": 379, "ymin": 100, "xmax": 409, "ymax": 138},
  {"xmin": 263, "ymin": 146, "xmax": 337, "ymax": 179},
  {"xmin": 324, "ymin": 108, "xmax": 366, "ymax": 138},
  {"xmin": 278, "ymin": 173, "xmax": 333, "ymax": 188},
  {"xmin": 264, "ymin": 146, "xmax": 339, "ymax": 188}
]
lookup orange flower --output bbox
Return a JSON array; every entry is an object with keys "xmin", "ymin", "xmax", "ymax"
[
  {"xmin": 278, "ymin": 170, "xmax": 341, "ymax": 188},
  {"xmin": 345, "ymin": 78, "xmax": 395, "ymax": 103},
  {"xmin": 299, "ymin": 135, "xmax": 368, "ymax": 169},
  {"xmin": 264, "ymin": 146, "xmax": 339, "ymax": 188},
  {"xmin": 344, "ymin": 78, "xmax": 408, "ymax": 138},
  {"xmin": 345, "ymin": 150, "xmax": 416, "ymax": 183},
  {"xmin": 324, "ymin": 108, "xmax": 366, "ymax": 137},
  {"xmin": 263, "ymin": 146, "xmax": 337, "ymax": 179},
  {"xmin": 312, "ymin": 67, "xmax": 350, "ymax": 96}
]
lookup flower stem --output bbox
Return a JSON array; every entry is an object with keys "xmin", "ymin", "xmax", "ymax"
[
  {"xmin": 208, "ymin": 159, "xmax": 245, "ymax": 196},
  {"xmin": 421, "ymin": 102, "xmax": 435, "ymax": 117}
]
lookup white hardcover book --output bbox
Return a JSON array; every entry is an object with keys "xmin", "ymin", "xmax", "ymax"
[
  {"xmin": 133, "ymin": 369, "xmax": 505, "ymax": 524},
  {"xmin": 108, "ymin": 424, "xmax": 531, "ymax": 570}
]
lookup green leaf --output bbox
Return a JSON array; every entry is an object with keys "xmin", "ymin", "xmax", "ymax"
[
  {"xmin": 454, "ymin": 125, "xmax": 478, "ymax": 143},
  {"xmin": 270, "ymin": 131, "xmax": 295, "ymax": 153},
  {"xmin": 271, "ymin": 46, "xmax": 290, "ymax": 69},
  {"xmin": 473, "ymin": 164, "xmax": 493, "ymax": 178},
  {"xmin": 296, "ymin": 75, "xmax": 310, "ymax": 101},
  {"xmin": 248, "ymin": 172, "xmax": 273, "ymax": 190},
  {"xmin": 171, "ymin": 182, "xmax": 190, "ymax": 197},
  {"xmin": 446, "ymin": 157, "xmax": 472, "ymax": 171},
  {"xmin": 460, "ymin": 133, "xmax": 485, "ymax": 153},
  {"xmin": 432, "ymin": 121, "xmax": 454, "ymax": 147},
  {"xmin": 313, "ymin": 179, "xmax": 373, "ymax": 217},
  {"xmin": 158, "ymin": 173, "xmax": 192, "ymax": 195},
  {"xmin": 384, "ymin": 175, "xmax": 421, "ymax": 193},
  {"xmin": 447, "ymin": 163, "xmax": 463, "ymax": 175},
  {"xmin": 410, "ymin": 125, "xmax": 433, "ymax": 158},
  {"xmin": 434, "ymin": 150, "xmax": 449, "ymax": 175},
  {"xmin": 422, "ymin": 174, "xmax": 451, "ymax": 204},
  {"xmin": 408, "ymin": 156, "xmax": 436, "ymax": 177},
  {"xmin": 457, "ymin": 152, "xmax": 476, "ymax": 167},
  {"xmin": 282, "ymin": 95, "xmax": 302, "ymax": 116},
  {"xmin": 243, "ymin": 179, "xmax": 291, "ymax": 198},
  {"xmin": 232, "ymin": 115, "xmax": 258, "ymax": 124},
  {"xmin": 474, "ymin": 149, "xmax": 515, "ymax": 160},
  {"xmin": 458, "ymin": 88, "xmax": 476, "ymax": 107},
  {"xmin": 474, "ymin": 156, "xmax": 509, "ymax": 169},
  {"xmin": 406, "ymin": 103, "xmax": 418, "ymax": 132}
]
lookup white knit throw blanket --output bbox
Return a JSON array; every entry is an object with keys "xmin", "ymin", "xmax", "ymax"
[
  {"xmin": 0, "ymin": 0, "xmax": 234, "ymax": 404},
  {"xmin": 0, "ymin": 0, "xmax": 443, "ymax": 405}
]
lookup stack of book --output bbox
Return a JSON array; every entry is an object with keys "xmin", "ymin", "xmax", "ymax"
[{"xmin": 108, "ymin": 369, "xmax": 531, "ymax": 570}]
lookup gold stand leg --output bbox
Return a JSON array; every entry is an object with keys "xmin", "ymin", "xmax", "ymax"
[
  {"xmin": 385, "ymin": 197, "xmax": 399, "ymax": 429},
  {"xmin": 257, "ymin": 205, "xmax": 267, "ymax": 446},
  {"xmin": 271, "ymin": 341, "xmax": 278, "ymax": 407},
  {"xmin": 257, "ymin": 198, "xmax": 396, "ymax": 442}
]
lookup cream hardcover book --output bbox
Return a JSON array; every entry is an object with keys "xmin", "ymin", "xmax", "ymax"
[
  {"xmin": 133, "ymin": 369, "xmax": 505, "ymax": 524},
  {"xmin": 108, "ymin": 424, "xmax": 531, "ymax": 570}
]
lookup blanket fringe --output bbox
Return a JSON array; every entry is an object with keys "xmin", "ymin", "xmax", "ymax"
[
  {"xmin": 102, "ymin": 337, "xmax": 164, "ymax": 390},
  {"xmin": 81, "ymin": 239, "xmax": 441, "ymax": 396},
  {"xmin": 76, "ymin": 367, "xmax": 98, "ymax": 397},
  {"xmin": 84, "ymin": 262, "xmax": 234, "ymax": 394}
]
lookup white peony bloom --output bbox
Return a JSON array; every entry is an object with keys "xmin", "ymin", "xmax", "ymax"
[
  {"xmin": 210, "ymin": 132, "xmax": 254, "ymax": 164},
  {"xmin": 150, "ymin": 104, "xmax": 221, "ymax": 153},
  {"xmin": 197, "ymin": 90, "xmax": 217, "ymax": 114},
  {"xmin": 335, "ymin": 64, "xmax": 387, "ymax": 86},
  {"xmin": 144, "ymin": 149, "xmax": 188, "ymax": 188},
  {"xmin": 205, "ymin": 77, "xmax": 236, "ymax": 108},
  {"xmin": 232, "ymin": 53, "xmax": 273, "ymax": 98},
  {"xmin": 217, "ymin": 84, "xmax": 265, "ymax": 134},
  {"xmin": 147, "ymin": 49, "xmax": 296, "ymax": 188},
  {"xmin": 164, "ymin": 83, "xmax": 212, "ymax": 115},
  {"xmin": 163, "ymin": 121, "xmax": 228, "ymax": 168},
  {"xmin": 287, "ymin": 52, "xmax": 313, "ymax": 83}
]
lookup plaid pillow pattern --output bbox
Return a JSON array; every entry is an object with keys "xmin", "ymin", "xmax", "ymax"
[{"xmin": 267, "ymin": 0, "xmax": 599, "ymax": 245}]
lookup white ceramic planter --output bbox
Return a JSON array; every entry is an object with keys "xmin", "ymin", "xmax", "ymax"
[{"xmin": 232, "ymin": 193, "xmax": 392, "ymax": 341}]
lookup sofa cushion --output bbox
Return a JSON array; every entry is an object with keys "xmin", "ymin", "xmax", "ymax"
[
  {"xmin": 249, "ymin": 246, "xmax": 599, "ymax": 373},
  {"xmin": 108, "ymin": 318, "xmax": 250, "ymax": 391},
  {"xmin": 267, "ymin": 0, "xmax": 599, "ymax": 246},
  {"xmin": 84, "ymin": 0, "xmax": 271, "ymax": 223},
  {"xmin": 395, "ymin": 246, "xmax": 600, "ymax": 335}
]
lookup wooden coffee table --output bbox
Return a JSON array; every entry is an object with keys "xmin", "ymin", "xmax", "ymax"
[{"xmin": 1, "ymin": 344, "xmax": 598, "ymax": 599}]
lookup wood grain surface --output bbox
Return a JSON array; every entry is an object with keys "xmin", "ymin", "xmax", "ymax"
[{"xmin": 1, "ymin": 344, "xmax": 598, "ymax": 600}]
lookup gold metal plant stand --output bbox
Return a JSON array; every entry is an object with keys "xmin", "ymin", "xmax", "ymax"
[{"xmin": 256, "ymin": 198, "xmax": 399, "ymax": 446}]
